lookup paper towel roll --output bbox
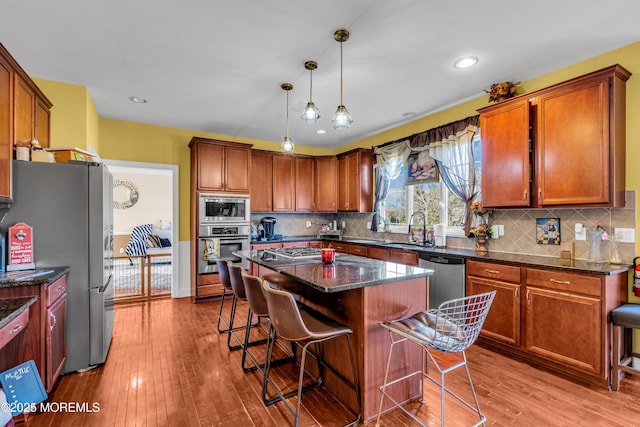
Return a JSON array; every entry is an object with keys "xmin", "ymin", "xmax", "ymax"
[{"xmin": 434, "ymin": 223, "xmax": 446, "ymax": 247}]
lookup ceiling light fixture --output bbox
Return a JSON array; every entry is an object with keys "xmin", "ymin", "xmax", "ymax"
[
  {"xmin": 332, "ymin": 29, "xmax": 353, "ymax": 131},
  {"xmin": 280, "ymin": 83, "xmax": 295, "ymax": 154},
  {"xmin": 129, "ymin": 96, "xmax": 147, "ymax": 103},
  {"xmin": 301, "ymin": 60, "xmax": 320, "ymax": 123},
  {"xmin": 454, "ymin": 56, "xmax": 478, "ymax": 69}
]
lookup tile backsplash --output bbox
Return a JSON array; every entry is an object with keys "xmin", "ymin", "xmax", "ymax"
[{"xmin": 252, "ymin": 191, "xmax": 637, "ymax": 264}]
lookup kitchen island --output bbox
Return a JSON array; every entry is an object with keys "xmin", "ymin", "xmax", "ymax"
[{"xmin": 236, "ymin": 249, "xmax": 433, "ymax": 422}]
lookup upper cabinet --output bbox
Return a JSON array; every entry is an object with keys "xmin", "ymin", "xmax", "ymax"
[
  {"xmin": 250, "ymin": 150, "xmax": 273, "ymax": 211},
  {"xmin": 0, "ymin": 43, "xmax": 53, "ymax": 205},
  {"xmin": 272, "ymin": 153, "xmax": 295, "ymax": 211},
  {"xmin": 337, "ymin": 148, "xmax": 373, "ymax": 212},
  {"xmin": 295, "ymin": 155, "xmax": 315, "ymax": 211},
  {"xmin": 479, "ymin": 65, "xmax": 630, "ymax": 209},
  {"xmin": 189, "ymin": 137, "xmax": 252, "ymax": 194},
  {"xmin": 314, "ymin": 156, "xmax": 337, "ymax": 212}
]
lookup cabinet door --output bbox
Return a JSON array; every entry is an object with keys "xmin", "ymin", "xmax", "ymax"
[
  {"xmin": 480, "ymin": 99, "xmax": 531, "ymax": 208},
  {"xmin": 14, "ymin": 74, "xmax": 35, "ymax": 146},
  {"xmin": 388, "ymin": 249, "xmax": 418, "ymax": 266},
  {"xmin": 35, "ymin": 97, "xmax": 50, "ymax": 148},
  {"xmin": 315, "ymin": 156, "xmax": 337, "ymax": 212},
  {"xmin": 0, "ymin": 58, "xmax": 11, "ymax": 201},
  {"xmin": 295, "ymin": 156, "xmax": 315, "ymax": 211},
  {"xmin": 197, "ymin": 143, "xmax": 225, "ymax": 191},
  {"xmin": 467, "ymin": 276, "xmax": 521, "ymax": 346},
  {"xmin": 225, "ymin": 145, "xmax": 251, "ymax": 193},
  {"xmin": 525, "ymin": 286, "xmax": 601, "ymax": 375},
  {"xmin": 272, "ymin": 154, "xmax": 295, "ymax": 211},
  {"xmin": 536, "ymin": 78, "xmax": 609, "ymax": 205},
  {"xmin": 250, "ymin": 151, "xmax": 273, "ymax": 211},
  {"xmin": 367, "ymin": 246, "xmax": 389, "ymax": 261},
  {"xmin": 46, "ymin": 295, "xmax": 66, "ymax": 392},
  {"xmin": 338, "ymin": 153, "xmax": 359, "ymax": 211}
]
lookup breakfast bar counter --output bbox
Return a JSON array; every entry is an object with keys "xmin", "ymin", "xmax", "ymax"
[{"xmin": 236, "ymin": 249, "xmax": 433, "ymax": 422}]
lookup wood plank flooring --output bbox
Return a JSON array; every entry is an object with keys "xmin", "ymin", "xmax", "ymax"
[{"xmin": 27, "ymin": 298, "xmax": 640, "ymax": 427}]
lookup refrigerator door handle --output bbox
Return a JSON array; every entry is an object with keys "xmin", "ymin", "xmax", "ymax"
[{"xmin": 98, "ymin": 274, "xmax": 113, "ymax": 293}]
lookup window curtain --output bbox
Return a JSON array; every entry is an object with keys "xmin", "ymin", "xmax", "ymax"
[
  {"xmin": 373, "ymin": 115, "xmax": 480, "ymax": 235},
  {"xmin": 371, "ymin": 141, "xmax": 411, "ymax": 231}
]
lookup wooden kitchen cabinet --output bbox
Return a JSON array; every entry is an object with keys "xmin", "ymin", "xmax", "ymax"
[
  {"xmin": 367, "ymin": 246, "xmax": 389, "ymax": 261},
  {"xmin": 295, "ymin": 156, "xmax": 315, "ymax": 211},
  {"xmin": 466, "ymin": 260, "xmax": 521, "ymax": 346},
  {"xmin": 337, "ymin": 148, "xmax": 373, "ymax": 212},
  {"xmin": 388, "ymin": 249, "xmax": 419, "ymax": 266},
  {"xmin": 0, "ymin": 272, "xmax": 68, "ymax": 393},
  {"xmin": 272, "ymin": 153, "xmax": 295, "ymax": 211},
  {"xmin": 0, "ymin": 43, "xmax": 53, "ymax": 205},
  {"xmin": 250, "ymin": 150, "xmax": 273, "ymax": 211},
  {"xmin": 314, "ymin": 156, "xmax": 337, "ymax": 212},
  {"xmin": 189, "ymin": 137, "xmax": 252, "ymax": 194},
  {"xmin": 466, "ymin": 258, "xmax": 627, "ymax": 386},
  {"xmin": 347, "ymin": 244, "xmax": 368, "ymax": 257},
  {"xmin": 478, "ymin": 65, "xmax": 630, "ymax": 209},
  {"xmin": 46, "ymin": 283, "xmax": 66, "ymax": 391}
]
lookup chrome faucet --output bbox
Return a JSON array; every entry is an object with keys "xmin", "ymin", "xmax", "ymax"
[{"xmin": 408, "ymin": 211, "xmax": 428, "ymax": 246}]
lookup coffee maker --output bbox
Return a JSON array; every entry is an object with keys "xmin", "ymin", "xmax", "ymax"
[{"xmin": 260, "ymin": 216, "xmax": 279, "ymax": 240}]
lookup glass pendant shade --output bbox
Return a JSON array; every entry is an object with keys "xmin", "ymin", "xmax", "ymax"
[
  {"xmin": 281, "ymin": 136, "xmax": 294, "ymax": 153},
  {"xmin": 332, "ymin": 105, "xmax": 353, "ymax": 130},
  {"xmin": 301, "ymin": 101, "xmax": 320, "ymax": 123}
]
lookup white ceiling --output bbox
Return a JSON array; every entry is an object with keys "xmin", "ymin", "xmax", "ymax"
[{"xmin": 1, "ymin": 1, "xmax": 639, "ymax": 150}]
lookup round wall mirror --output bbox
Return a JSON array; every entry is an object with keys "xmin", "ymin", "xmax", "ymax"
[{"xmin": 113, "ymin": 179, "xmax": 139, "ymax": 209}]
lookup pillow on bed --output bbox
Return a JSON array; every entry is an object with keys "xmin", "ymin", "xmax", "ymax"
[
  {"xmin": 159, "ymin": 237, "xmax": 172, "ymax": 248},
  {"xmin": 147, "ymin": 235, "xmax": 162, "ymax": 248}
]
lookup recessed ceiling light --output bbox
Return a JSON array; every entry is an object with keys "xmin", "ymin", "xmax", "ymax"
[
  {"xmin": 454, "ymin": 56, "xmax": 478, "ymax": 69},
  {"xmin": 316, "ymin": 129, "xmax": 326, "ymax": 135},
  {"xmin": 129, "ymin": 96, "xmax": 147, "ymax": 103}
]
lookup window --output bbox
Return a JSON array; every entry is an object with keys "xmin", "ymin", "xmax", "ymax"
[{"xmin": 380, "ymin": 134, "xmax": 481, "ymax": 237}]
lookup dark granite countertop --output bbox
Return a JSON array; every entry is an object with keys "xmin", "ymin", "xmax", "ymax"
[
  {"xmin": 236, "ymin": 250, "xmax": 432, "ymax": 293},
  {"xmin": 0, "ymin": 296, "xmax": 37, "ymax": 330},
  {"xmin": 251, "ymin": 236, "xmax": 631, "ymax": 276},
  {"xmin": 0, "ymin": 266, "xmax": 70, "ymax": 288}
]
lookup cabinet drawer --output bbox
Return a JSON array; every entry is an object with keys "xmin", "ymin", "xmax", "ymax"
[
  {"xmin": 348, "ymin": 244, "xmax": 368, "ymax": 256},
  {"xmin": 46, "ymin": 276, "xmax": 67, "ymax": 307},
  {"xmin": 526, "ymin": 268, "xmax": 601, "ymax": 297},
  {"xmin": 197, "ymin": 284, "xmax": 223, "ymax": 297},
  {"xmin": 367, "ymin": 246, "xmax": 390, "ymax": 261},
  {"xmin": 0, "ymin": 308, "xmax": 29, "ymax": 349},
  {"xmin": 327, "ymin": 242, "xmax": 348, "ymax": 253},
  {"xmin": 389, "ymin": 249, "xmax": 419, "ymax": 266},
  {"xmin": 467, "ymin": 260, "xmax": 521, "ymax": 283}
]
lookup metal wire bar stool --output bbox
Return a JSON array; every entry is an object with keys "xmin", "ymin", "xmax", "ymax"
[{"xmin": 375, "ymin": 291, "xmax": 495, "ymax": 427}]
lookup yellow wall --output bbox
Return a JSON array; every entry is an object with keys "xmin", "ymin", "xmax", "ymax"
[{"xmin": 33, "ymin": 43, "xmax": 640, "ymax": 303}]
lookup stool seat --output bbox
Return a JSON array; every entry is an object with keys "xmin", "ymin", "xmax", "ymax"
[
  {"xmin": 611, "ymin": 304, "xmax": 640, "ymax": 328},
  {"xmin": 611, "ymin": 303, "xmax": 640, "ymax": 390}
]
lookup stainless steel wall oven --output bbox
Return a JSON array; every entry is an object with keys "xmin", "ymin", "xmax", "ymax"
[{"xmin": 197, "ymin": 223, "xmax": 250, "ymax": 274}]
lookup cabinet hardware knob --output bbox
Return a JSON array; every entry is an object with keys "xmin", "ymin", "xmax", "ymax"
[
  {"xmin": 523, "ymin": 189, "xmax": 528, "ymax": 203},
  {"xmin": 57, "ymin": 286, "xmax": 64, "ymax": 291},
  {"xmin": 515, "ymin": 287, "xmax": 519, "ymax": 301},
  {"xmin": 538, "ymin": 188, "xmax": 542, "ymax": 203},
  {"xmin": 550, "ymin": 279, "xmax": 570, "ymax": 285},
  {"xmin": 484, "ymin": 269, "xmax": 500, "ymax": 274},
  {"xmin": 9, "ymin": 324, "xmax": 22, "ymax": 334}
]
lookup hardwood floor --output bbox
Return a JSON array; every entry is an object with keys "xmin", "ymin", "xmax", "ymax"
[{"xmin": 28, "ymin": 298, "xmax": 640, "ymax": 427}]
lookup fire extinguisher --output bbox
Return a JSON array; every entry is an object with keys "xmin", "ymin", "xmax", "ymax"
[{"xmin": 634, "ymin": 257, "xmax": 640, "ymax": 298}]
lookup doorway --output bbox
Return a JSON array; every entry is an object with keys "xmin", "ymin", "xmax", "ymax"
[{"xmin": 103, "ymin": 159, "xmax": 179, "ymax": 301}]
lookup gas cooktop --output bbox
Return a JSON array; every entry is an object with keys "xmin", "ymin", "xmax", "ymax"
[{"xmin": 263, "ymin": 246, "xmax": 322, "ymax": 259}]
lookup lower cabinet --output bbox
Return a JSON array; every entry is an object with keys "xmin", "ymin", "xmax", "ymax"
[
  {"xmin": 0, "ymin": 273, "xmax": 67, "ymax": 393},
  {"xmin": 466, "ymin": 259, "xmax": 626, "ymax": 386}
]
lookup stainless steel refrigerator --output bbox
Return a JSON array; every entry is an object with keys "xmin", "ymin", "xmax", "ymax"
[{"xmin": 1, "ymin": 160, "xmax": 114, "ymax": 374}]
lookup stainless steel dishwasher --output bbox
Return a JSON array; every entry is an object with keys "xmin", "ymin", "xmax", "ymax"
[{"xmin": 418, "ymin": 254, "xmax": 466, "ymax": 309}]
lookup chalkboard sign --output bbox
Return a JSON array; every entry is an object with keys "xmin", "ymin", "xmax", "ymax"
[{"xmin": 0, "ymin": 360, "xmax": 47, "ymax": 416}]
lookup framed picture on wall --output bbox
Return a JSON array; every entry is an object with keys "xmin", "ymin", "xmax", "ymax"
[
  {"xmin": 406, "ymin": 151, "xmax": 439, "ymax": 185},
  {"xmin": 536, "ymin": 218, "xmax": 561, "ymax": 245}
]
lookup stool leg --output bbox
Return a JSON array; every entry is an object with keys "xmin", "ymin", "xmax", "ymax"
[{"xmin": 612, "ymin": 324, "xmax": 621, "ymax": 390}]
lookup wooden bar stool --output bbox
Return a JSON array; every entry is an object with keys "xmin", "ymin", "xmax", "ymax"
[{"xmin": 611, "ymin": 303, "xmax": 640, "ymax": 390}]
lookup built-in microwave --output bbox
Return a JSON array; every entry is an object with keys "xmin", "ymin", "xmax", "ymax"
[{"xmin": 199, "ymin": 195, "xmax": 250, "ymax": 223}]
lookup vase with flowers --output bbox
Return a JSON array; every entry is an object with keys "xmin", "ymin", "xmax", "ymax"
[
  {"xmin": 469, "ymin": 201, "xmax": 493, "ymax": 253},
  {"xmin": 486, "ymin": 81, "xmax": 518, "ymax": 103}
]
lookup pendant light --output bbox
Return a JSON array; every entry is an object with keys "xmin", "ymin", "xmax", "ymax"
[
  {"xmin": 332, "ymin": 29, "xmax": 353, "ymax": 131},
  {"xmin": 300, "ymin": 60, "xmax": 320, "ymax": 123},
  {"xmin": 280, "ymin": 83, "xmax": 295, "ymax": 154}
]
